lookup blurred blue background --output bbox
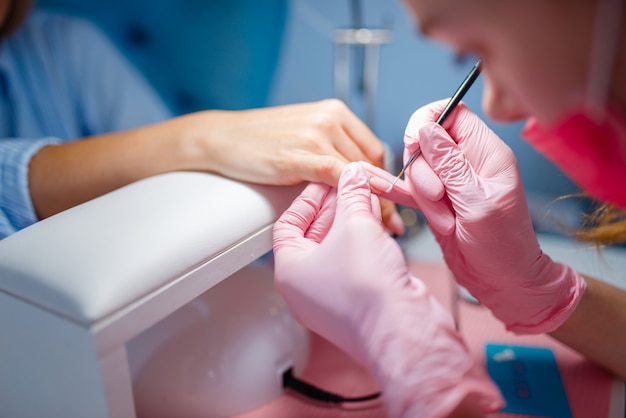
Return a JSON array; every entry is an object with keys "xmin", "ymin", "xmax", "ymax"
[
  {"xmin": 36, "ymin": 0, "xmax": 288, "ymax": 113},
  {"xmin": 35, "ymin": 0, "xmax": 584, "ymax": 232}
]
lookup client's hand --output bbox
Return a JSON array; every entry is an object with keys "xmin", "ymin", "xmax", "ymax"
[
  {"xmin": 273, "ymin": 162, "xmax": 503, "ymax": 418},
  {"xmin": 199, "ymin": 99, "xmax": 403, "ymax": 235}
]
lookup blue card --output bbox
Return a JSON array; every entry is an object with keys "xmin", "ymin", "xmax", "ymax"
[{"xmin": 485, "ymin": 343, "xmax": 572, "ymax": 418}]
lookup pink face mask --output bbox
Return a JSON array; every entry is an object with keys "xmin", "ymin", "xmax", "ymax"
[
  {"xmin": 521, "ymin": 0, "xmax": 626, "ymax": 209},
  {"xmin": 522, "ymin": 104, "xmax": 626, "ymax": 209}
]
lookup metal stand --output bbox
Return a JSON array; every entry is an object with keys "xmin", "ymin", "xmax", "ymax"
[{"xmin": 334, "ymin": 27, "xmax": 391, "ymax": 131}]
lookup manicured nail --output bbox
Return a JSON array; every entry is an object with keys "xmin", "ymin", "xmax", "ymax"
[{"xmin": 369, "ymin": 176, "xmax": 391, "ymax": 193}]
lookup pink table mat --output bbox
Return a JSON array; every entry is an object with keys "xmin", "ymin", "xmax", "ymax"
[{"xmin": 236, "ymin": 261, "xmax": 619, "ymax": 418}]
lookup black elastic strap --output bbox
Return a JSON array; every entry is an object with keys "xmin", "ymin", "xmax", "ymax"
[{"xmin": 282, "ymin": 367, "xmax": 381, "ymax": 404}]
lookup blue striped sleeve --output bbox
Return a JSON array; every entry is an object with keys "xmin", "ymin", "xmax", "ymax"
[{"xmin": 0, "ymin": 136, "xmax": 61, "ymax": 238}]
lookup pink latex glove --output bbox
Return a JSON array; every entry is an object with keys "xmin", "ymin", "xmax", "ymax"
[
  {"xmin": 273, "ymin": 162, "xmax": 503, "ymax": 418},
  {"xmin": 368, "ymin": 100, "xmax": 587, "ymax": 334}
]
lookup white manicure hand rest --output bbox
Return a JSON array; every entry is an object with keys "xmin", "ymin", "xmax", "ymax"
[{"xmin": 0, "ymin": 172, "xmax": 303, "ymax": 325}]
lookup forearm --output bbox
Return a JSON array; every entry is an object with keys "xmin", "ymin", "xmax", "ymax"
[
  {"xmin": 28, "ymin": 112, "xmax": 214, "ymax": 219},
  {"xmin": 549, "ymin": 275, "xmax": 626, "ymax": 380}
]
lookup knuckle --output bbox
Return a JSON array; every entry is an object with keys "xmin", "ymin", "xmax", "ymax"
[
  {"xmin": 320, "ymin": 98, "xmax": 347, "ymax": 112},
  {"xmin": 311, "ymin": 113, "xmax": 339, "ymax": 136},
  {"xmin": 315, "ymin": 156, "xmax": 341, "ymax": 184}
]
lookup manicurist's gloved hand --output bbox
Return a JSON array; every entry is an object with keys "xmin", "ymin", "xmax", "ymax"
[
  {"xmin": 368, "ymin": 100, "xmax": 587, "ymax": 334},
  {"xmin": 273, "ymin": 162, "xmax": 503, "ymax": 418}
]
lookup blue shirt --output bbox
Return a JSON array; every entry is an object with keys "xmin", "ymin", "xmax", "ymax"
[{"xmin": 0, "ymin": 11, "xmax": 171, "ymax": 239}]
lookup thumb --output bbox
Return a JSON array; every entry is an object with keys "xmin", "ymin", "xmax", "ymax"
[{"xmin": 335, "ymin": 162, "xmax": 376, "ymax": 220}]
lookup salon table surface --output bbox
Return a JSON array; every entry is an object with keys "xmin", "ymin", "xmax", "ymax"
[{"xmin": 235, "ymin": 230, "xmax": 626, "ymax": 418}]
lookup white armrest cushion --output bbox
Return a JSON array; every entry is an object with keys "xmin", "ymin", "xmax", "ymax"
[{"xmin": 0, "ymin": 172, "xmax": 303, "ymax": 324}]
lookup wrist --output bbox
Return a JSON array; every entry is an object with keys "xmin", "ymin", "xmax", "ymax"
[
  {"xmin": 483, "ymin": 254, "xmax": 587, "ymax": 334},
  {"xmin": 117, "ymin": 113, "xmax": 212, "ymax": 176},
  {"xmin": 507, "ymin": 258, "xmax": 587, "ymax": 334},
  {"xmin": 167, "ymin": 110, "xmax": 229, "ymax": 174}
]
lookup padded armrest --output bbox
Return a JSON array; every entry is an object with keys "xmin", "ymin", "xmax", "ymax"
[{"xmin": 0, "ymin": 172, "xmax": 303, "ymax": 325}]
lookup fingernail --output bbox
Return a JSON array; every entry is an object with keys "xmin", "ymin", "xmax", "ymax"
[{"xmin": 369, "ymin": 176, "xmax": 391, "ymax": 193}]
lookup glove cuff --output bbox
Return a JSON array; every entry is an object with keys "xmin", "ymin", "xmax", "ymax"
[
  {"xmin": 361, "ymin": 275, "xmax": 504, "ymax": 418},
  {"xmin": 504, "ymin": 261, "xmax": 587, "ymax": 335}
]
